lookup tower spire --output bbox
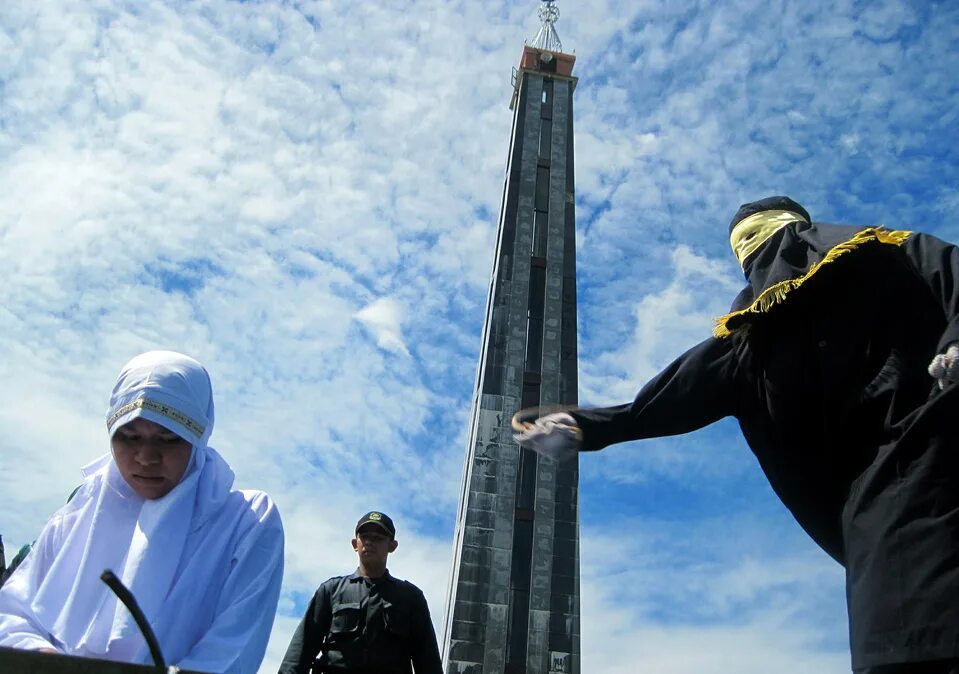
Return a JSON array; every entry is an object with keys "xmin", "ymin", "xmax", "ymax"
[
  {"xmin": 530, "ymin": 0, "xmax": 563, "ymax": 53},
  {"xmin": 442, "ymin": 1, "xmax": 580, "ymax": 672}
]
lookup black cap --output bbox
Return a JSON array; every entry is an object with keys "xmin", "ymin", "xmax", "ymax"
[
  {"xmin": 728, "ymin": 196, "xmax": 811, "ymax": 234},
  {"xmin": 355, "ymin": 511, "xmax": 396, "ymax": 538}
]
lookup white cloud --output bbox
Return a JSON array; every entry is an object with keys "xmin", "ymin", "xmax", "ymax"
[
  {"xmin": 580, "ymin": 243, "xmax": 741, "ymax": 406},
  {"xmin": 1, "ymin": 1, "xmax": 958, "ymax": 672},
  {"xmin": 580, "ymin": 515, "xmax": 849, "ymax": 673},
  {"xmin": 354, "ymin": 296, "xmax": 411, "ymax": 357}
]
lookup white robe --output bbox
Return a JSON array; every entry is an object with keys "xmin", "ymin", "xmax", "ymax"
[
  {"xmin": 0, "ymin": 351, "xmax": 285, "ymax": 673},
  {"xmin": 0, "ymin": 454, "xmax": 284, "ymax": 673}
]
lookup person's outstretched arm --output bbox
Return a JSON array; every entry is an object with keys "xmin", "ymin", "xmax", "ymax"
[
  {"xmin": 572, "ymin": 336, "xmax": 742, "ymax": 451},
  {"xmin": 515, "ymin": 336, "xmax": 741, "ymax": 457}
]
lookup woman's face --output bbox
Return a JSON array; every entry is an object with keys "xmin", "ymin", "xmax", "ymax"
[{"xmin": 112, "ymin": 417, "xmax": 192, "ymax": 499}]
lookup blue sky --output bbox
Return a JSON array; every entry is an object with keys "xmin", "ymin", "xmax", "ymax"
[{"xmin": 1, "ymin": 1, "xmax": 957, "ymax": 672}]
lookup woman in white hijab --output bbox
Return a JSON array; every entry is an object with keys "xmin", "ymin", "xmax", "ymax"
[{"xmin": 0, "ymin": 351, "xmax": 284, "ymax": 673}]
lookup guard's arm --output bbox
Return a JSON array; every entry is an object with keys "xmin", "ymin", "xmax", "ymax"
[
  {"xmin": 277, "ymin": 583, "xmax": 333, "ymax": 674},
  {"xmin": 409, "ymin": 588, "xmax": 442, "ymax": 674}
]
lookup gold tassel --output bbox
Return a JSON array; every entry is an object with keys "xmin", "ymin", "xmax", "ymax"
[{"xmin": 713, "ymin": 227, "xmax": 912, "ymax": 338}]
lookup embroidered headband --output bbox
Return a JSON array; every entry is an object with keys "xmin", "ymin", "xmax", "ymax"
[{"xmin": 106, "ymin": 397, "xmax": 207, "ymax": 440}]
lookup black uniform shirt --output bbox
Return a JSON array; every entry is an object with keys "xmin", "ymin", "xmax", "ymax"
[{"xmin": 278, "ymin": 569, "xmax": 443, "ymax": 674}]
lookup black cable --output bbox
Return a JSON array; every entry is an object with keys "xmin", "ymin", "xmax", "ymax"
[{"xmin": 100, "ymin": 569, "xmax": 167, "ymax": 670}]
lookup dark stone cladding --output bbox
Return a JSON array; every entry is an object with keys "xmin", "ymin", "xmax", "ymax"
[{"xmin": 442, "ymin": 50, "xmax": 581, "ymax": 674}]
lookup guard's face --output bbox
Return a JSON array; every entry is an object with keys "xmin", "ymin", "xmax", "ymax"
[
  {"xmin": 352, "ymin": 525, "xmax": 398, "ymax": 565},
  {"xmin": 112, "ymin": 417, "xmax": 192, "ymax": 499}
]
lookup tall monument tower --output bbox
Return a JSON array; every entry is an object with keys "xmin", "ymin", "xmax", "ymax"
[{"xmin": 443, "ymin": 3, "xmax": 580, "ymax": 673}]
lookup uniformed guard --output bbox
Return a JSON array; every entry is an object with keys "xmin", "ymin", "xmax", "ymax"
[{"xmin": 279, "ymin": 511, "xmax": 442, "ymax": 674}]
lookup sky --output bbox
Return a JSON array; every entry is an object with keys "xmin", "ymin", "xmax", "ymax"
[{"xmin": 1, "ymin": 1, "xmax": 957, "ymax": 672}]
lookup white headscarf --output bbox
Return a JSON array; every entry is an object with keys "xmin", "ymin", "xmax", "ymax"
[{"xmin": 28, "ymin": 351, "xmax": 235, "ymax": 661}]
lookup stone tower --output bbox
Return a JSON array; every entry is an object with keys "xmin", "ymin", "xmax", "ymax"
[{"xmin": 442, "ymin": 3, "xmax": 580, "ymax": 673}]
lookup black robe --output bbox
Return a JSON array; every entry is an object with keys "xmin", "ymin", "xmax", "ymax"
[{"xmin": 571, "ymin": 222, "xmax": 959, "ymax": 668}]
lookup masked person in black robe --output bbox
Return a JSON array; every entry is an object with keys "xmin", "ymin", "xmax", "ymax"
[{"xmin": 514, "ymin": 196, "xmax": 959, "ymax": 674}]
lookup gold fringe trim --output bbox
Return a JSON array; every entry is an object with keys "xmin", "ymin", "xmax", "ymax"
[{"xmin": 713, "ymin": 227, "xmax": 912, "ymax": 339}]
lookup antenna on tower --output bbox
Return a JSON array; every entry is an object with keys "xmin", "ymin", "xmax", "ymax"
[{"xmin": 529, "ymin": 0, "xmax": 563, "ymax": 53}]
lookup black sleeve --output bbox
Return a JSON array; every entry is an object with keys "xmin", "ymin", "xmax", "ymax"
[
  {"xmin": 571, "ymin": 336, "xmax": 740, "ymax": 451},
  {"xmin": 902, "ymin": 232, "xmax": 959, "ymax": 353},
  {"xmin": 408, "ymin": 586, "xmax": 443, "ymax": 674},
  {"xmin": 278, "ymin": 584, "xmax": 333, "ymax": 674}
]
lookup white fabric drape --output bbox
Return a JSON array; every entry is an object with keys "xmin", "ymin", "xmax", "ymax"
[{"xmin": 0, "ymin": 351, "xmax": 284, "ymax": 673}]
